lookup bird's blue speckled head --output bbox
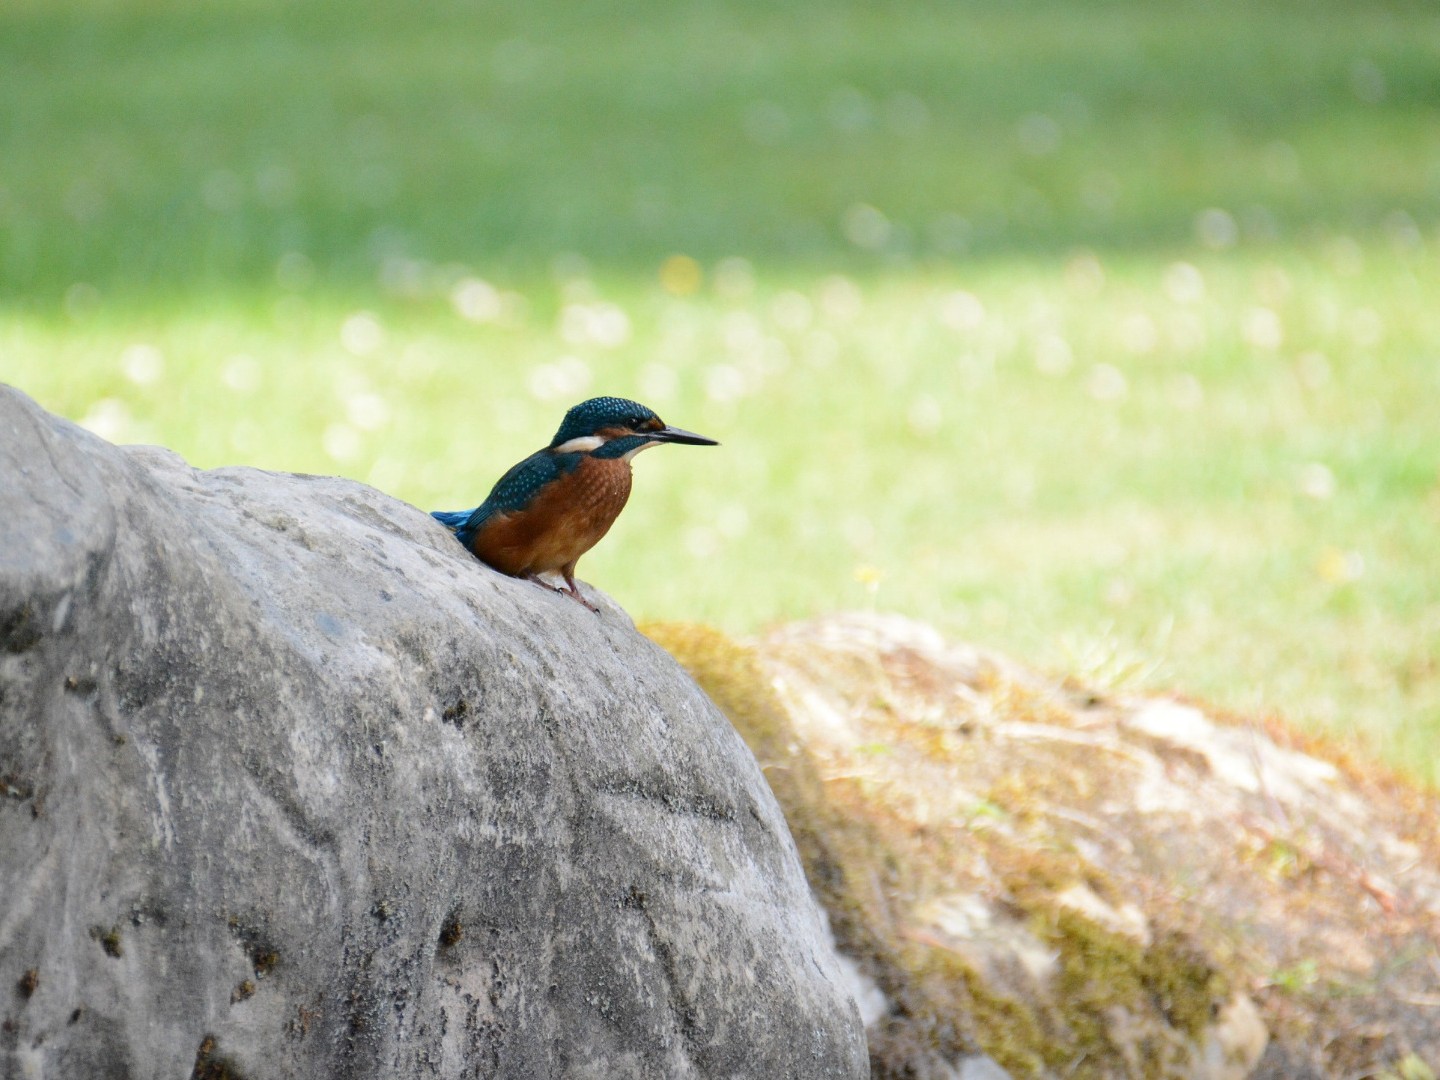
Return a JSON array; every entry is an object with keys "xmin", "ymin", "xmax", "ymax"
[
  {"xmin": 550, "ymin": 397, "xmax": 661, "ymax": 446},
  {"xmin": 548, "ymin": 397, "xmax": 718, "ymax": 455}
]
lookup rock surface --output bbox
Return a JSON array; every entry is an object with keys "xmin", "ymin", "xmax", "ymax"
[{"xmin": 0, "ymin": 386, "xmax": 869, "ymax": 1079}]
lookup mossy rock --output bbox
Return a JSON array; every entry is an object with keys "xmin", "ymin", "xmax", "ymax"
[{"xmin": 645, "ymin": 620, "xmax": 1252, "ymax": 1079}]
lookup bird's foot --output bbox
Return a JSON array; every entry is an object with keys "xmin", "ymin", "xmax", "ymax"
[
  {"xmin": 561, "ymin": 573, "xmax": 601, "ymax": 614},
  {"xmin": 522, "ymin": 573, "xmax": 600, "ymax": 614},
  {"xmin": 561, "ymin": 586, "xmax": 600, "ymax": 614}
]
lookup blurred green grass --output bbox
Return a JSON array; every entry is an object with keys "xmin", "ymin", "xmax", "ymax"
[{"xmin": 2, "ymin": 0, "xmax": 1439, "ymax": 780}]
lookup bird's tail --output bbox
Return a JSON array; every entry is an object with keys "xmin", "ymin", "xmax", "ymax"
[
  {"xmin": 432, "ymin": 506, "xmax": 494, "ymax": 551},
  {"xmin": 430, "ymin": 509, "xmax": 473, "ymax": 532}
]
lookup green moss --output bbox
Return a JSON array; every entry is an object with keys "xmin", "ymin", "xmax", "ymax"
[
  {"xmin": 911, "ymin": 946, "xmax": 1050, "ymax": 1079},
  {"xmin": 1007, "ymin": 900, "xmax": 1231, "ymax": 1077},
  {"xmin": 1048, "ymin": 907, "xmax": 1150, "ymax": 1066},
  {"xmin": 990, "ymin": 846, "xmax": 1234, "ymax": 1073},
  {"xmin": 1140, "ymin": 929, "xmax": 1231, "ymax": 1039}
]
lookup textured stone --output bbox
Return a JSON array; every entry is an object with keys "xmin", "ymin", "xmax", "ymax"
[{"xmin": 0, "ymin": 386, "xmax": 868, "ymax": 1079}]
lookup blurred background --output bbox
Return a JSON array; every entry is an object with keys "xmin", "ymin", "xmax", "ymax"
[{"xmin": 2, "ymin": 0, "xmax": 1437, "ymax": 779}]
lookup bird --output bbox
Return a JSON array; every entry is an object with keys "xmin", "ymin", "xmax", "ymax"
[{"xmin": 431, "ymin": 396, "xmax": 718, "ymax": 611}]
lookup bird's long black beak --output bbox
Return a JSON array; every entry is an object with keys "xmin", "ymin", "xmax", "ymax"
[{"xmin": 652, "ymin": 425, "xmax": 719, "ymax": 446}]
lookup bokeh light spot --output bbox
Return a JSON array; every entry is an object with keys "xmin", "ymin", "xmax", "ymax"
[
  {"xmin": 1087, "ymin": 363, "xmax": 1129, "ymax": 403},
  {"xmin": 120, "ymin": 344, "xmax": 164, "ymax": 386},
  {"xmin": 323, "ymin": 423, "xmax": 362, "ymax": 463},
  {"xmin": 452, "ymin": 277, "xmax": 503, "ymax": 323},
  {"xmin": 340, "ymin": 312, "xmax": 385, "ymax": 356},
  {"xmin": 1298, "ymin": 463, "xmax": 1336, "ymax": 501},
  {"xmin": 1162, "ymin": 262, "xmax": 1205, "ymax": 304}
]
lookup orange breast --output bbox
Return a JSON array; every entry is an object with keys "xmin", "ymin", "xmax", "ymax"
[{"xmin": 472, "ymin": 456, "xmax": 633, "ymax": 576}]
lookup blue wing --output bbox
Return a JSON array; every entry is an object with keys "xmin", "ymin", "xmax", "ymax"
[{"xmin": 431, "ymin": 450, "xmax": 581, "ymax": 551}]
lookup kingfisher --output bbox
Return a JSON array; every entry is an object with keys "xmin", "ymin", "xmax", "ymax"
[{"xmin": 431, "ymin": 396, "xmax": 718, "ymax": 611}]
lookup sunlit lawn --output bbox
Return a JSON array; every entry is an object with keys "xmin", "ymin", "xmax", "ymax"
[{"xmin": 2, "ymin": 0, "xmax": 1439, "ymax": 779}]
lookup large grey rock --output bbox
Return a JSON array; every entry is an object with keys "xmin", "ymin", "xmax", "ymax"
[{"xmin": 0, "ymin": 386, "xmax": 868, "ymax": 1079}]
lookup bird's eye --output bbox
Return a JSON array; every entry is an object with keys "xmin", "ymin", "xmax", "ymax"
[{"xmin": 628, "ymin": 416, "xmax": 643, "ymax": 428}]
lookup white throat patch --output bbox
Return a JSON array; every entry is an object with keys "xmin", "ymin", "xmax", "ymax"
[{"xmin": 553, "ymin": 435, "xmax": 605, "ymax": 454}]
